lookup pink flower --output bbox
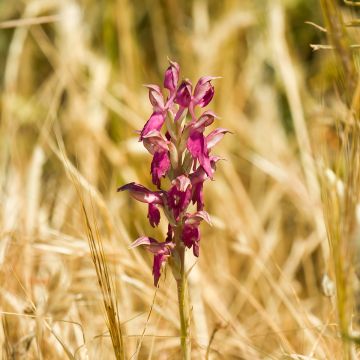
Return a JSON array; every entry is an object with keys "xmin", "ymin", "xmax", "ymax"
[
  {"xmin": 192, "ymin": 76, "xmax": 218, "ymax": 108},
  {"xmin": 144, "ymin": 84, "xmax": 165, "ymax": 112},
  {"xmin": 118, "ymin": 61, "xmax": 228, "ymax": 287},
  {"xmin": 151, "ymin": 150, "xmax": 171, "ymax": 188},
  {"xmin": 142, "ymin": 130, "xmax": 169, "ymax": 155},
  {"xmin": 148, "ymin": 203, "xmax": 160, "ymax": 227},
  {"xmin": 140, "ymin": 112, "xmax": 166, "ymax": 140},
  {"xmin": 181, "ymin": 211, "xmax": 211, "ymax": 256},
  {"xmin": 166, "ymin": 224, "xmax": 173, "ymax": 242},
  {"xmin": 129, "ymin": 236, "xmax": 174, "ymax": 286},
  {"xmin": 175, "ymin": 79, "xmax": 192, "ymax": 108},
  {"xmin": 167, "ymin": 175, "xmax": 192, "ymax": 221},
  {"xmin": 117, "ymin": 182, "xmax": 163, "ymax": 204},
  {"xmin": 189, "ymin": 156, "xmax": 223, "ymax": 210},
  {"xmin": 164, "ymin": 60, "xmax": 180, "ymax": 94},
  {"xmin": 206, "ymin": 128, "xmax": 231, "ymax": 149},
  {"xmin": 187, "ymin": 130, "xmax": 213, "ymax": 178},
  {"xmin": 118, "ymin": 183, "xmax": 164, "ymax": 227},
  {"xmin": 192, "ymin": 110, "xmax": 217, "ymax": 132},
  {"xmin": 182, "ymin": 224, "xmax": 200, "ymax": 256},
  {"xmin": 192, "ymin": 182, "xmax": 204, "ymax": 210}
]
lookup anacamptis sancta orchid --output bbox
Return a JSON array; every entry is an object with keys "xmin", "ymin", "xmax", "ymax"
[
  {"xmin": 118, "ymin": 61, "xmax": 228, "ymax": 285},
  {"xmin": 117, "ymin": 60, "xmax": 229, "ymax": 358}
]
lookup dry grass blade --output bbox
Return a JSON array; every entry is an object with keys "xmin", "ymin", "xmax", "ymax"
[
  {"xmin": 320, "ymin": 0, "xmax": 357, "ymax": 102},
  {"xmin": 0, "ymin": 15, "xmax": 61, "ymax": 29},
  {"xmin": 319, "ymin": 2, "xmax": 360, "ymax": 359},
  {"xmin": 78, "ymin": 192, "xmax": 125, "ymax": 360},
  {"xmin": 57, "ymin": 138, "xmax": 125, "ymax": 359}
]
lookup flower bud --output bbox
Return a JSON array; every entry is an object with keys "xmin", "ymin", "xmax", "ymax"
[
  {"xmin": 193, "ymin": 76, "xmax": 219, "ymax": 107},
  {"xmin": 175, "ymin": 79, "xmax": 192, "ymax": 107},
  {"xmin": 164, "ymin": 60, "xmax": 180, "ymax": 93},
  {"xmin": 144, "ymin": 84, "xmax": 165, "ymax": 112}
]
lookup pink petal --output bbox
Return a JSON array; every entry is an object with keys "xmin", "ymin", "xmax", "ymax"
[
  {"xmin": 130, "ymin": 236, "xmax": 174, "ymax": 254},
  {"xmin": 148, "ymin": 203, "xmax": 161, "ymax": 227},
  {"xmin": 164, "ymin": 60, "xmax": 180, "ymax": 93},
  {"xmin": 144, "ymin": 84, "xmax": 165, "ymax": 111},
  {"xmin": 167, "ymin": 180, "xmax": 192, "ymax": 221},
  {"xmin": 129, "ymin": 236, "xmax": 156, "ymax": 248},
  {"xmin": 142, "ymin": 130, "xmax": 169, "ymax": 155},
  {"xmin": 140, "ymin": 112, "xmax": 166, "ymax": 140},
  {"xmin": 192, "ymin": 110, "xmax": 217, "ymax": 132},
  {"xmin": 166, "ymin": 224, "xmax": 173, "ymax": 242},
  {"xmin": 187, "ymin": 131, "xmax": 213, "ymax": 178},
  {"xmin": 185, "ymin": 210, "xmax": 212, "ymax": 226},
  {"xmin": 192, "ymin": 182, "xmax": 204, "ymax": 211},
  {"xmin": 206, "ymin": 128, "xmax": 231, "ymax": 149},
  {"xmin": 193, "ymin": 242, "xmax": 200, "ymax": 257},
  {"xmin": 173, "ymin": 174, "xmax": 191, "ymax": 192},
  {"xmin": 193, "ymin": 76, "xmax": 219, "ymax": 108},
  {"xmin": 175, "ymin": 79, "xmax": 192, "ymax": 107},
  {"xmin": 189, "ymin": 156, "xmax": 222, "ymax": 186},
  {"xmin": 151, "ymin": 150, "xmax": 171, "ymax": 188},
  {"xmin": 181, "ymin": 224, "xmax": 200, "ymax": 256},
  {"xmin": 153, "ymin": 253, "xmax": 167, "ymax": 286},
  {"xmin": 190, "ymin": 166, "xmax": 208, "ymax": 186},
  {"xmin": 117, "ymin": 182, "xmax": 163, "ymax": 204}
]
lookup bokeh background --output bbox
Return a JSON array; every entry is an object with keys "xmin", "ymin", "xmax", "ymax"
[{"xmin": 0, "ymin": 0, "xmax": 357, "ymax": 359}]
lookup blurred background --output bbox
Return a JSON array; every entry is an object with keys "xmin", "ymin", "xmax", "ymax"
[{"xmin": 0, "ymin": 0, "xmax": 356, "ymax": 359}]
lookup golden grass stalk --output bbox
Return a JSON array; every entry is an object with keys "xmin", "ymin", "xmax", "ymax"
[
  {"xmin": 320, "ymin": 0, "xmax": 357, "ymax": 103},
  {"xmin": 58, "ymin": 135, "xmax": 125, "ymax": 358},
  {"xmin": 77, "ymin": 188, "xmax": 125, "ymax": 360},
  {"xmin": 320, "ymin": 1, "xmax": 360, "ymax": 358}
]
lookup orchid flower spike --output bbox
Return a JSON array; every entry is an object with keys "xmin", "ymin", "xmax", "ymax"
[{"xmin": 118, "ymin": 60, "xmax": 228, "ymax": 286}]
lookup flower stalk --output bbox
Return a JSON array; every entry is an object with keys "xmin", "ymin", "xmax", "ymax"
[
  {"xmin": 177, "ymin": 254, "xmax": 191, "ymax": 359},
  {"xmin": 174, "ymin": 228, "xmax": 191, "ymax": 359},
  {"xmin": 118, "ymin": 60, "xmax": 228, "ymax": 357}
]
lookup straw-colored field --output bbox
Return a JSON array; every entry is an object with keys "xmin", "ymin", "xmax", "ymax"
[{"xmin": 1, "ymin": 1, "xmax": 360, "ymax": 359}]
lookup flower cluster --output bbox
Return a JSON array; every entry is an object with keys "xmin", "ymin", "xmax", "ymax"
[{"xmin": 118, "ymin": 60, "xmax": 229, "ymax": 286}]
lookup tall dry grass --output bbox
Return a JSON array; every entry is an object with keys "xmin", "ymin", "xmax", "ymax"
[{"xmin": 0, "ymin": 0, "xmax": 359, "ymax": 358}]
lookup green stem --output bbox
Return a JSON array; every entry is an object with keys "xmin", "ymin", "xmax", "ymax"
[{"xmin": 176, "ymin": 245, "xmax": 191, "ymax": 359}]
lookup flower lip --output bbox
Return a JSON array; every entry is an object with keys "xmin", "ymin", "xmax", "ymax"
[
  {"xmin": 148, "ymin": 203, "xmax": 161, "ymax": 227},
  {"xmin": 129, "ymin": 236, "xmax": 175, "ymax": 286},
  {"xmin": 151, "ymin": 150, "xmax": 171, "ymax": 188},
  {"xmin": 187, "ymin": 130, "xmax": 213, "ymax": 179},
  {"xmin": 117, "ymin": 182, "xmax": 163, "ymax": 204},
  {"xmin": 139, "ymin": 111, "xmax": 166, "ymax": 141},
  {"xmin": 181, "ymin": 224, "xmax": 201, "ymax": 257}
]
